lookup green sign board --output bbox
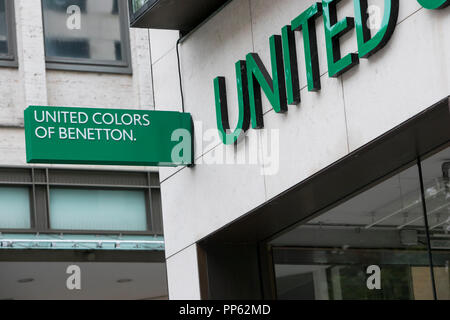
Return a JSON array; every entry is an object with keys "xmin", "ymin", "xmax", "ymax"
[{"xmin": 24, "ymin": 106, "xmax": 194, "ymax": 167}]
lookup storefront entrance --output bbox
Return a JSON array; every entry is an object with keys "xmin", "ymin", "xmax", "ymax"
[
  {"xmin": 198, "ymin": 96, "xmax": 450, "ymax": 300},
  {"xmin": 272, "ymin": 145, "xmax": 450, "ymax": 300}
]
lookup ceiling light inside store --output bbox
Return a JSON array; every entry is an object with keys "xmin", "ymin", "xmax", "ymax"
[
  {"xmin": 366, "ymin": 177, "xmax": 450, "ymax": 230},
  {"xmin": 425, "ymin": 186, "xmax": 439, "ymax": 198},
  {"xmin": 430, "ymin": 216, "xmax": 450, "ymax": 231},
  {"xmin": 397, "ymin": 202, "xmax": 450, "ymax": 230}
]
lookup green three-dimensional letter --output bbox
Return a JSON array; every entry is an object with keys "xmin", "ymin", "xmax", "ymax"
[
  {"xmin": 354, "ymin": 0, "xmax": 399, "ymax": 58},
  {"xmin": 323, "ymin": 0, "xmax": 359, "ymax": 77},
  {"xmin": 213, "ymin": 61, "xmax": 250, "ymax": 145},
  {"xmin": 291, "ymin": 2, "xmax": 323, "ymax": 92},
  {"xmin": 247, "ymin": 35, "xmax": 287, "ymax": 129}
]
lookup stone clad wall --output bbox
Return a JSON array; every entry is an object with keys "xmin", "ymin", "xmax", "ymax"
[{"xmin": 154, "ymin": 0, "xmax": 450, "ymax": 299}]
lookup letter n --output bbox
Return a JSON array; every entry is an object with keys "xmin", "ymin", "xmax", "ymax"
[{"xmin": 246, "ymin": 35, "xmax": 287, "ymax": 129}]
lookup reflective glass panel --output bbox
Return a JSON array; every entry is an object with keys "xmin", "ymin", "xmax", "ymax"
[
  {"xmin": 49, "ymin": 188, "xmax": 147, "ymax": 231},
  {"xmin": 0, "ymin": 187, "xmax": 31, "ymax": 229},
  {"xmin": 272, "ymin": 164, "xmax": 435, "ymax": 300},
  {"xmin": 42, "ymin": 0, "xmax": 124, "ymax": 63},
  {"xmin": 421, "ymin": 146, "xmax": 450, "ymax": 300}
]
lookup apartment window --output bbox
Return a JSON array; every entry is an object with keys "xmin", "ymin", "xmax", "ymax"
[
  {"xmin": 0, "ymin": 187, "xmax": 31, "ymax": 229},
  {"xmin": 0, "ymin": 168, "xmax": 162, "ymax": 235},
  {"xmin": 0, "ymin": 0, "xmax": 17, "ymax": 67},
  {"xmin": 49, "ymin": 188, "xmax": 147, "ymax": 231},
  {"xmin": 42, "ymin": 0, "xmax": 132, "ymax": 74}
]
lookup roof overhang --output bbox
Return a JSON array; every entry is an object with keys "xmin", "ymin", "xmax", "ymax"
[{"xmin": 129, "ymin": 0, "xmax": 230, "ymax": 35}]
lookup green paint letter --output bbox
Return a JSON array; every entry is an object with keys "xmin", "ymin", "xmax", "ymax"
[
  {"xmin": 213, "ymin": 61, "xmax": 250, "ymax": 145},
  {"xmin": 247, "ymin": 35, "xmax": 287, "ymax": 129},
  {"xmin": 291, "ymin": 2, "xmax": 323, "ymax": 91},
  {"xmin": 282, "ymin": 25, "xmax": 301, "ymax": 104},
  {"xmin": 354, "ymin": 0, "xmax": 399, "ymax": 58},
  {"xmin": 323, "ymin": 0, "xmax": 359, "ymax": 77}
]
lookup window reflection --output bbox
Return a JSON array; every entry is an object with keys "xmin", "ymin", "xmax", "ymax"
[
  {"xmin": 421, "ymin": 146, "xmax": 450, "ymax": 300},
  {"xmin": 42, "ymin": 0, "xmax": 124, "ymax": 63},
  {"xmin": 49, "ymin": 188, "xmax": 147, "ymax": 231}
]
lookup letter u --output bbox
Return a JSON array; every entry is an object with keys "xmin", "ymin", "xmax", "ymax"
[
  {"xmin": 34, "ymin": 110, "xmax": 45, "ymax": 123},
  {"xmin": 213, "ymin": 61, "xmax": 251, "ymax": 145}
]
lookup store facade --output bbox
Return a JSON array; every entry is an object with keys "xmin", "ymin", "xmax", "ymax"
[{"xmin": 133, "ymin": 0, "xmax": 450, "ymax": 299}]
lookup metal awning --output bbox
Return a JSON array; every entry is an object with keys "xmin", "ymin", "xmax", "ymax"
[
  {"xmin": 129, "ymin": 0, "xmax": 230, "ymax": 34},
  {"xmin": 0, "ymin": 234, "xmax": 164, "ymax": 251}
]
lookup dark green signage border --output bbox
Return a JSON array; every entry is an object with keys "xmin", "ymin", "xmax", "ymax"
[{"xmin": 25, "ymin": 106, "xmax": 194, "ymax": 167}]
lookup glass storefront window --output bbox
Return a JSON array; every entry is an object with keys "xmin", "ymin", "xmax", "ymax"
[
  {"xmin": 0, "ymin": 187, "xmax": 31, "ymax": 229},
  {"xmin": 420, "ymin": 145, "xmax": 450, "ymax": 300},
  {"xmin": 49, "ymin": 188, "xmax": 147, "ymax": 231},
  {"xmin": 272, "ymin": 163, "xmax": 436, "ymax": 300}
]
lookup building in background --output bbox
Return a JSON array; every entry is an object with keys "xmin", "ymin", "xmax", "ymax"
[
  {"xmin": 0, "ymin": 0, "xmax": 167, "ymax": 300},
  {"xmin": 131, "ymin": 0, "xmax": 450, "ymax": 300}
]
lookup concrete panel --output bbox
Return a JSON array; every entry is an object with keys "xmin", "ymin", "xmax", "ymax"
[
  {"xmin": 15, "ymin": 0, "xmax": 48, "ymax": 124},
  {"xmin": 161, "ymin": 139, "xmax": 266, "ymax": 257},
  {"xmin": 166, "ymin": 244, "xmax": 201, "ymax": 300},
  {"xmin": 0, "ymin": 70, "xmax": 22, "ymax": 125},
  {"xmin": 343, "ymin": 8, "xmax": 450, "ymax": 151},
  {"xmin": 0, "ymin": 128, "xmax": 27, "ymax": 166},
  {"xmin": 46, "ymin": 71, "xmax": 135, "ymax": 109},
  {"xmin": 152, "ymin": 48, "xmax": 183, "ymax": 112},
  {"xmin": 262, "ymin": 75, "xmax": 349, "ymax": 200},
  {"xmin": 130, "ymin": 28, "xmax": 154, "ymax": 109},
  {"xmin": 150, "ymin": 28, "xmax": 180, "ymax": 64}
]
